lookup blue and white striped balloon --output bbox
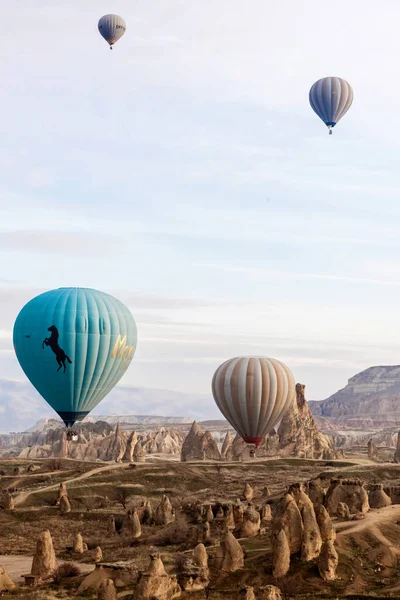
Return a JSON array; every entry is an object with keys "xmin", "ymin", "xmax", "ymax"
[
  {"xmin": 309, "ymin": 77, "xmax": 353, "ymax": 134},
  {"xmin": 98, "ymin": 14, "xmax": 126, "ymax": 49}
]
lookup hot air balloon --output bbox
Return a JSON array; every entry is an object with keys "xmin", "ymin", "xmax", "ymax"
[
  {"xmin": 309, "ymin": 77, "xmax": 353, "ymax": 134},
  {"xmin": 13, "ymin": 288, "xmax": 137, "ymax": 434},
  {"xmin": 98, "ymin": 14, "xmax": 126, "ymax": 49},
  {"xmin": 212, "ymin": 357, "xmax": 295, "ymax": 449}
]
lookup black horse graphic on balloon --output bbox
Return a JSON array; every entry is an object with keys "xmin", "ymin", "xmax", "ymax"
[{"xmin": 42, "ymin": 325, "xmax": 72, "ymax": 373}]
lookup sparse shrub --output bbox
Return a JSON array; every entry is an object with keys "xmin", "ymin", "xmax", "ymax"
[
  {"xmin": 113, "ymin": 487, "xmax": 134, "ymax": 509},
  {"xmin": 53, "ymin": 562, "xmax": 81, "ymax": 584},
  {"xmin": 151, "ymin": 515, "xmax": 190, "ymax": 547}
]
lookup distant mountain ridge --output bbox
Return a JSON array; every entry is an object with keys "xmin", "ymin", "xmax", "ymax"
[
  {"xmin": 0, "ymin": 378, "xmax": 218, "ymax": 434},
  {"xmin": 309, "ymin": 365, "xmax": 400, "ymax": 429}
]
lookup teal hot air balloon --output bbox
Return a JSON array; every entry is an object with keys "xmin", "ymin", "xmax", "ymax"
[{"xmin": 13, "ymin": 288, "xmax": 137, "ymax": 428}]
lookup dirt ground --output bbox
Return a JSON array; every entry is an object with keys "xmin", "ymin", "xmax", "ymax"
[{"xmin": 2, "ymin": 456, "xmax": 400, "ymax": 598}]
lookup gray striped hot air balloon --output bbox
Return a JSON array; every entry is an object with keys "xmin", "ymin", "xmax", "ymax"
[
  {"xmin": 98, "ymin": 14, "xmax": 126, "ymax": 49},
  {"xmin": 212, "ymin": 357, "xmax": 295, "ymax": 448},
  {"xmin": 309, "ymin": 77, "xmax": 353, "ymax": 134}
]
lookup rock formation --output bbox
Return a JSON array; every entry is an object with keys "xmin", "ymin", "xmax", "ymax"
[
  {"xmin": 368, "ymin": 484, "xmax": 392, "ymax": 509},
  {"xmin": 181, "ymin": 421, "xmax": 221, "ymax": 462},
  {"xmin": 336, "ymin": 502, "xmax": 350, "ymax": 520},
  {"xmin": 278, "ymin": 384, "xmax": 337, "ymax": 459},
  {"xmin": 272, "ymin": 529, "xmax": 290, "ymax": 579},
  {"xmin": 240, "ymin": 505, "xmax": 261, "ymax": 538},
  {"xmin": 239, "ymin": 586, "xmax": 256, "ymax": 600},
  {"xmin": 94, "ymin": 547, "xmax": 103, "ymax": 563},
  {"xmin": 74, "ymin": 533, "xmax": 86, "ymax": 554},
  {"xmin": 56, "ymin": 482, "xmax": 67, "ymax": 505},
  {"xmin": 16, "ymin": 421, "xmax": 184, "ymax": 462},
  {"xmin": 123, "ymin": 431, "xmax": 138, "ymax": 462},
  {"xmin": 261, "ymin": 503, "xmax": 272, "ymax": 523},
  {"xmin": 315, "ymin": 505, "xmax": 335, "ymax": 542},
  {"xmin": 325, "ymin": 478, "xmax": 369, "ymax": 515},
  {"xmin": 108, "ymin": 516, "xmax": 116, "ymax": 534},
  {"xmin": 263, "ymin": 486, "xmax": 271, "ymax": 498},
  {"xmin": 140, "ymin": 500, "xmax": 153, "ymax": 525},
  {"xmin": 215, "ymin": 506, "xmax": 224, "ymax": 519},
  {"xmin": 215, "ymin": 530, "xmax": 244, "ymax": 572},
  {"xmin": 318, "ymin": 540, "xmax": 338, "ymax": 581},
  {"xmin": 205, "ymin": 505, "xmax": 214, "ymax": 522},
  {"xmin": 133, "ymin": 441, "xmax": 146, "ymax": 463},
  {"xmin": 307, "ymin": 480, "xmax": 325, "ymax": 507},
  {"xmin": 179, "ymin": 544, "xmax": 209, "ymax": 592},
  {"xmin": 225, "ymin": 505, "xmax": 236, "ymax": 530},
  {"xmin": 123, "ymin": 508, "xmax": 142, "ymax": 539},
  {"xmin": 260, "ymin": 586, "xmax": 282, "ymax": 599},
  {"xmin": 79, "ymin": 564, "xmax": 137, "ymax": 593},
  {"xmin": 133, "ymin": 553, "xmax": 181, "ymax": 600},
  {"xmin": 367, "ymin": 438, "xmax": 378, "ymax": 461},
  {"xmin": 221, "ymin": 431, "xmax": 233, "ymax": 459},
  {"xmin": 31, "ymin": 530, "xmax": 58, "ymax": 579},
  {"xmin": 289, "ymin": 484, "xmax": 322, "ymax": 562},
  {"xmin": 395, "ymin": 432, "xmax": 400, "ymax": 464},
  {"xmin": 272, "ymin": 494, "xmax": 303, "ymax": 554},
  {"xmin": 0, "ymin": 566, "xmax": 15, "ymax": 592},
  {"xmin": 60, "ymin": 494, "xmax": 71, "ymax": 514},
  {"xmin": 0, "ymin": 492, "xmax": 14, "ymax": 510},
  {"xmin": 154, "ymin": 494, "xmax": 175, "ymax": 526},
  {"xmin": 202, "ymin": 522, "xmax": 211, "ymax": 544},
  {"xmin": 243, "ymin": 483, "xmax": 254, "ymax": 501},
  {"xmin": 234, "ymin": 503, "xmax": 245, "ymax": 528},
  {"xmin": 98, "ymin": 579, "xmax": 118, "ymax": 600},
  {"xmin": 109, "ymin": 423, "xmax": 126, "ymax": 463}
]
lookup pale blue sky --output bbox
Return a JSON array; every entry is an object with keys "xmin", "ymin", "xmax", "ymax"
[{"xmin": 2, "ymin": 0, "xmax": 400, "ymax": 412}]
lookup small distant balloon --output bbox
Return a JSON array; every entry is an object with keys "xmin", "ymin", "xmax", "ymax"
[
  {"xmin": 309, "ymin": 77, "xmax": 354, "ymax": 135},
  {"xmin": 98, "ymin": 14, "xmax": 126, "ymax": 49}
]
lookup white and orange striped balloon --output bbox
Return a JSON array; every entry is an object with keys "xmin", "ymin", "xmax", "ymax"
[{"xmin": 212, "ymin": 357, "xmax": 295, "ymax": 447}]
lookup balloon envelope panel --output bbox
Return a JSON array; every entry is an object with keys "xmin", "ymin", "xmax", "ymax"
[
  {"xmin": 13, "ymin": 288, "xmax": 137, "ymax": 427},
  {"xmin": 212, "ymin": 357, "xmax": 295, "ymax": 447},
  {"xmin": 98, "ymin": 14, "xmax": 126, "ymax": 46},
  {"xmin": 309, "ymin": 77, "xmax": 353, "ymax": 127}
]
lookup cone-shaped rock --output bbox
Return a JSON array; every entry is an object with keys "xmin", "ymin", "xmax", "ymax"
[
  {"xmin": 60, "ymin": 494, "xmax": 71, "ymax": 514},
  {"xmin": 133, "ymin": 553, "xmax": 181, "ymax": 600},
  {"xmin": 221, "ymin": 431, "xmax": 233, "ymax": 459},
  {"xmin": 0, "ymin": 566, "xmax": 16, "ymax": 591},
  {"xmin": 315, "ymin": 505, "xmax": 335, "ymax": 542},
  {"xmin": 239, "ymin": 586, "xmax": 256, "ymax": 600},
  {"xmin": 31, "ymin": 530, "xmax": 58, "ymax": 579},
  {"xmin": 318, "ymin": 540, "xmax": 338, "ymax": 581},
  {"xmin": 74, "ymin": 533, "xmax": 85, "ymax": 554},
  {"xmin": 260, "ymin": 585, "xmax": 282, "ymax": 599},
  {"xmin": 243, "ymin": 483, "xmax": 254, "ymax": 501},
  {"xmin": 369, "ymin": 484, "xmax": 392, "ymax": 509},
  {"xmin": 215, "ymin": 530, "xmax": 244, "ymax": 573},
  {"xmin": 94, "ymin": 547, "xmax": 103, "ymax": 563},
  {"xmin": 272, "ymin": 529, "xmax": 290, "ymax": 579},
  {"xmin": 98, "ymin": 578, "xmax": 118, "ymax": 600},
  {"xmin": 124, "ymin": 431, "xmax": 138, "ymax": 463},
  {"xmin": 154, "ymin": 494, "xmax": 175, "ymax": 526},
  {"xmin": 272, "ymin": 493, "xmax": 303, "ymax": 554},
  {"xmin": 240, "ymin": 505, "xmax": 261, "ymax": 538}
]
